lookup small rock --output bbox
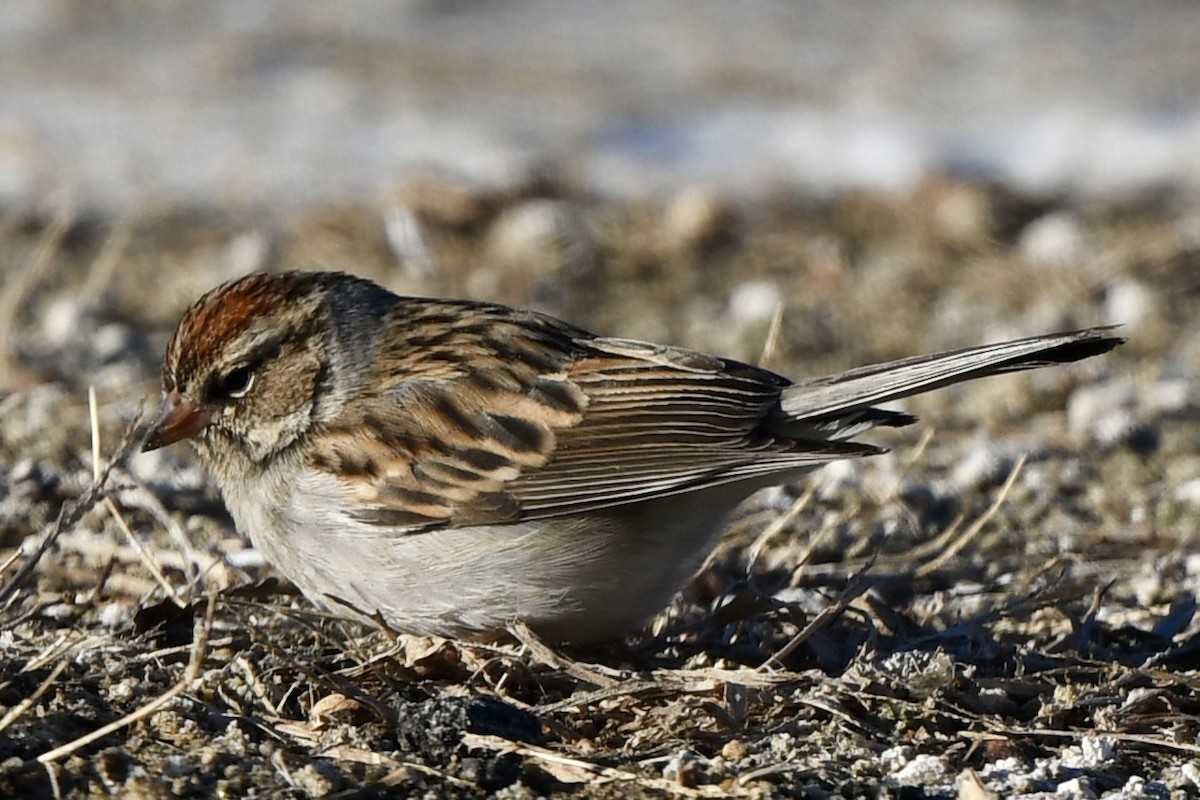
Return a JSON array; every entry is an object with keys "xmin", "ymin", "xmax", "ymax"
[
  {"xmin": 662, "ymin": 750, "xmax": 702, "ymax": 787},
  {"xmin": 163, "ymin": 755, "xmax": 192, "ymax": 779},
  {"xmin": 1079, "ymin": 736, "xmax": 1117, "ymax": 768},
  {"xmin": 224, "ymin": 548, "xmax": 266, "ymax": 569},
  {"xmin": 1104, "ymin": 279, "xmax": 1156, "ymax": 331},
  {"xmin": 951, "ymin": 438, "xmax": 1018, "ymax": 490},
  {"xmin": 880, "ymin": 744, "xmax": 913, "ymax": 770},
  {"xmin": 98, "ymin": 602, "xmax": 134, "ymax": 628},
  {"xmin": 1116, "ymin": 774, "xmax": 1170, "ymax": 799},
  {"xmin": 1019, "ymin": 212, "xmax": 1086, "ymax": 267},
  {"xmin": 1067, "ymin": 381, "xmax": 1135, "ymax": 437},
  {"xmin": 1143, "ymin": 378, "xmax": 1195, "ymax": 417},
  {"xmin": 815, "ymin": 459, "xmax": 863, "ymax": 497},
  {"xmin": 721, "ymin": 739, "xmax": 747, "ymax": 760},
  {"xmin": 1175, "ymin": 479, "xmax": 1200, "ymax": 507},
  {"xmin": 1094, "ymin": 411, "xmax": 1158, "ymax": 452},
  {"xmin": 661, "ymin": 186, "xmax": 734, "ymax": 252},
  {"xmin": 728, "ymin": 280, "xmax": 782, "ymax": 327},
  {"xmin": 41, "ymin": 295, "xmax": 83, "ymax": 347},
  {"xmin": 227, "ymin": 231, "xmax": 270, "ymax": 275},
  {"xmin": 1055, "ymin": 776, "xmax": 1097, "ymax": 799},
  {"xmin": 879, "ymin": 650, "xmax": 956, "ymax": 698},
  {"xmin": 891, "ymin": 753, "xmax": 948, "ymax": 786},
  {"xmin": 486, "ymin": 199, "xmax": 593, "ymax": 276},
  {"xmin": 94, "ymin": 323, "xmax": 133, "ymax": 363},
  {"xmin": 1067, "ymin": 381, "xmax": 1156, "ymax": 450},
  {"xmin": 290, "ymin": 763, "xmax": 343, "ymax": 797}
]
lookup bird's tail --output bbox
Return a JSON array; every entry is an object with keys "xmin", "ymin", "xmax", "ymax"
[{"xmin": 775, "ymin": 327, "xmax": 1124, "ymax": 434}]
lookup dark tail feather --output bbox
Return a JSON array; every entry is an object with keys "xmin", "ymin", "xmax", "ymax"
[{"xmin": 779, "ymin": 326, "xmax": 1123, "ymax": 421}]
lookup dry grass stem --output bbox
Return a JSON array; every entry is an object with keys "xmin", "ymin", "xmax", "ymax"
[
  {"xmin": 0, "ymin": 656, "xmax": 71, "ymax": 735},
  {"xmin": 757, "ymin": 300, "xmax": 785, "ymax": 368},
  {"xmin": 912, "ymin": 454, "xmax": 1026, "ymax": 579},
  {"xmin": 89, "ymin": 387, "xmax": 185, "ymax": 606},
  {"xmin": 37, "ymin": 587, "xmax": 217, "ymax": 764}
]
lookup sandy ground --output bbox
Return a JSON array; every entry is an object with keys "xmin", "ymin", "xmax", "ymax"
[{"xmin": 0, "ymin": 177, "xmax": 1198, "ymax": 797}]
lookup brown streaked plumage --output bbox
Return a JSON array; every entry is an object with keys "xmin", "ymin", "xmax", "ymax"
[{"xmin": 145, "ymin": 270, "xmax": 1123, "ymax": 642}]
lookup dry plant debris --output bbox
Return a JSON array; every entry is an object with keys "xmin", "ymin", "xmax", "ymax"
[{"xmin": 1, "ymin": 178, "xmax": 1197, "ymax": 798}]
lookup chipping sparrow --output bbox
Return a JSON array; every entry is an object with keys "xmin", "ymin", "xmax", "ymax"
[{"xmin": 144, "ymin": 270, "xmax": 1122, "ymax": 642}]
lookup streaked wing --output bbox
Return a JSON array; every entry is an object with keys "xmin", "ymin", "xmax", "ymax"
[
  {"xmin": 314, "ymin": 326, "xmax": 863, "ymax": 531},
  {"xmin": 507, "ymin": 337, "xmax": 876, "ymax": 515}
]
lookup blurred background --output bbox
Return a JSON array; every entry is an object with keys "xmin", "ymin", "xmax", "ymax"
[{"xmin": 3, "ymin": 0, "xmax": 1200, "ymax": 210}]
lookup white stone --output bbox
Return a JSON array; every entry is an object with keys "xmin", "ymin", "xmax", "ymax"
[
  {"xmin": 891, "ymin": 753, "xmax": 948, "ymax": 786},
  {"xmin": 1176, "ymin": 479, "xmax": 1200, "ymax": 507},
  {"xmin": 1104, "ymin": 279, "xmax": 1156, "ymax": 331},
  {"xmin": 1019, "ymin": 212, "xmax": 1085, "ymax": 267},
  {"xmin": 1067, "ymin": 382, "xmax": 1136, "ymax": 439},
  {"xmin": 1078, "ymin": 735, "xmax": 1116, "ymax": 767},
  {"xmin": 728, "ymin": 280, "xmax": 782, "ymax": 326},
  {"xmin": 1054, "ymin": 776, "xmax": 1097, "ymax": 799},
  {"xmin": 98, "ymin": 601, "xmax": 133, "ymax": 628}
]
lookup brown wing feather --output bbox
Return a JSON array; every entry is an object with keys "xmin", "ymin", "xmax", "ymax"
[{"xmin": 309, "ymin": 312, "xmax": 852, "ymax": 531}]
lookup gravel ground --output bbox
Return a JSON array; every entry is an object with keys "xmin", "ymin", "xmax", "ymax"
[{"xmin": 0, "ymin": 178, "xmax": 1197, "ymax": 798}]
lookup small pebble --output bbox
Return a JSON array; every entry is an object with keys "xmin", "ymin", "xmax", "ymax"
[
  {"xmin": 880, "ymin": 744, "xmax": 913, "ymax": 770},
  {"xmin": 951, "ymin": 438, "xmax": 1017, "ymax": 490},
  {"xmin": 728, "ymin": 280, "xmax": 782, "ymax": 326},
  {"xmin": 662, "ymin": 750, "xmax": 701, "ymax": 787},
  {"xmin": 815, "ymin": 458, "xmax": 863, "ymax": 497},
  {"xmin": 662, "ymin": 186, "xmax": 733, "ymax": 251},
  {"xmin": 98, "ymin": 601, "xmax": 134, "ymax": 628},
  {"xmin": 1055, "ymin": 776, "xmax": 1097, "ymax": 799},
  {"xmin": 225, "ymin": 231, "xmax": 270, "ymax": 275},
  {"xmin": 94, "ymin": 323, "xmax": 133, "ymax": 362},
  {"xmin": 1104, "ymin": 279, "xmax": 1156, "ymax": 331},
  {"xmin": 1116, "ymin": 774, "xmax": 1169, "ymax": 800},
  {"xmin": 1143, "ymin": 378, "xmax": 1195, "ymax": 416},
  {"xmin": 1092, "ymin": 410, "xmax": 1158, "ymax": 452},
  {"xmin": 163, "ymin": 755, "xmax": 192, "ymax": 778},
  {"xmin": 891, "ymin": 753, "xmax": 948, "ymax": 786},
  {"xmin": 486, "ymin": 198, "xmax": 593, "ymax": 274},
  {"xmin": 290, "ymin": 763, "xmax": 342, "ymax": 797},
  {"xmin": 720, "ymin": 739, "xmax": 747, "ymax": 761},
  {"xmin": 41, "ymin": 295, "xmax": 83, "ymax": 347},
  {"xmin": 1019, "ymin": 212, "xmax": 1086, "ymax": 267},
  {"xmin": 1078, "ymin": 736, "xmax": 1117, "ymax": 768},
  {"xmin": 1175, "ymin": 478, "xmax": 1200, "ymax": 507}
]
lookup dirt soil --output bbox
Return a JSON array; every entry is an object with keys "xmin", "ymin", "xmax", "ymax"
[{"xmin": 0, "ymin": 176, "xmax": 1197, "ymax": 798}]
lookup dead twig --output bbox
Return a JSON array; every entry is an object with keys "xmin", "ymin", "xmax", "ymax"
[
  {"xmin": 759, "ymin": 555, "xmax": 877, "ymax": 671},
  {"xmin": 38, "ymin": 586, "xmax": 216, "ymax": 764},
  {"xmin": 0, "ymin": 404, "xmax": 149, "ymax": 613},
  {"xmin": 912, "ymin": 454, "xmax": 1026, "ymax": 579},
  {"xmin": 90, "ymin": 387, "xmax": 185, "ymax": 607},
  {"xmin": 464, "ymin": 733, "xmax": 745, "ymax": 797},
  {"xmin": 507, "ymin": 620, "xmax": 622, "ymax": 688},
  {"xmin": 0, "ymin": 656, "xmax": 71, "ymax": 735}
]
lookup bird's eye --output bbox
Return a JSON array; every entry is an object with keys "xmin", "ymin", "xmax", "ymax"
[{"xmin": 213, "ymin": 364, "xmax": 255, "ymax": 400}]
